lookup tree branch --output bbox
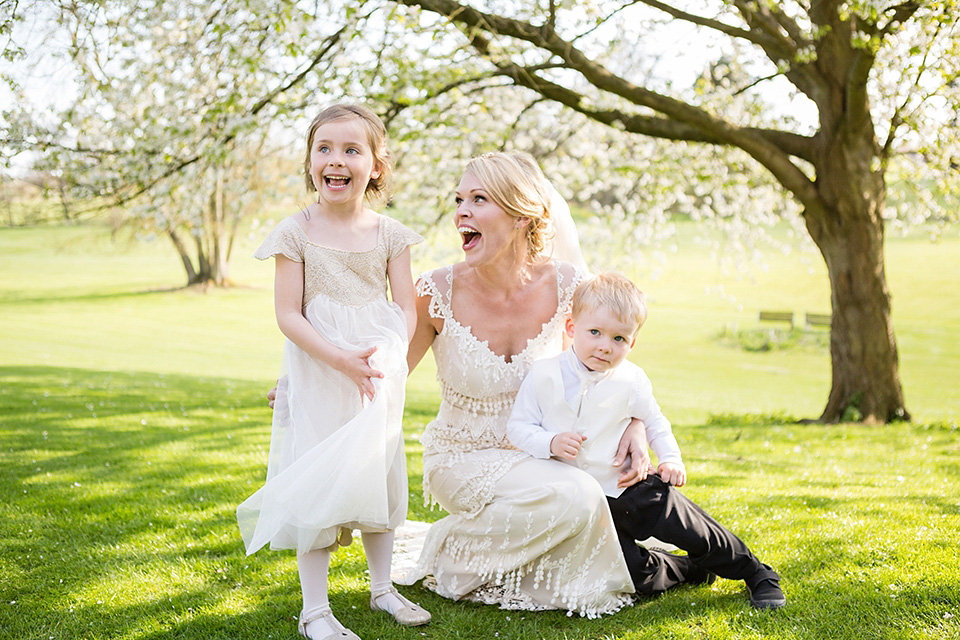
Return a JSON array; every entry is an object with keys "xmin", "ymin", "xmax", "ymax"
[
  {"xmin": 249, "ymin": 23, "xmax": 350, "ymax": 116},
  {"xmin": 764, "ymin": 2, "xmax": 809, "ymax": 47},
  {"xmin": 397, "ymin": 0, "xmax": 734, "ymax": 133},
  {"xmin": 395, "ymin": 0, "xmax": 818, "ymax": 206},
  {"xmin": 100, "ymin": 22, "xmax": 352, "ymax": 209},
  {"xmin": 490, "ymin": 61, "xmax": 814, "ymax": 162},
  {"xmin": 730, "ymin": 0, "xmax": 804, "ymax": 53},
  {"xmin": 638, "ymin": 0, "xmax": 791, "ymax": 57},
  {"xmin": 878, "ymin": 1, "xmax": 921, "ymax": 37},
  {"xmin": 499, "ymin": 97, "xmax": 548, "ymax": 151},
  {"xmin": 882, "ymin": 17, "xmax": 945, "ymax": 159},
  {"xmin": 570, "ymin": 0, "xmax": 642, "ymax": 45},
  {"xmin": 728, "ymin": 0, "xmax": 825, "ymax": 101},
  {"xmin": 0, "ymin": 137, "xmax": 129, "ymax": 157},
  {"xmin": 381, "ymin": 67, "xmax": 507, "ymax": 126}
]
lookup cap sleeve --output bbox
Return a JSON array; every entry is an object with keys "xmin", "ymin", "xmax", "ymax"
[
  {"xmin": 415, "ymin": 265, "xmax": 453, "ymax": 321},
  {"xmin": 381, "ymin": 215, "xmax": 424, "ymax": 262},
  {"xmin": 253, "ymin": 217, "xmax": 305, "ymax": 262}
]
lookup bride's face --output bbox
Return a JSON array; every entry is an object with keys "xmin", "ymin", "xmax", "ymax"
[{"xmin": 454, "ymin": 171, "xmax": 524, "ymax": 267}]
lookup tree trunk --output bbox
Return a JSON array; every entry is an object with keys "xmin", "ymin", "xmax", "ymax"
[
  {"xmin": 810, "ymin": 213, "xmax": 909, "ymax": 423},
  {"xmin": 195, "ymin": 234, "xmax": 212, "ymax": 284},
  {"xmin": 805, "ymin": 132, "xmax": 909, "ymax": 423},
  {"xmin": 195, "ymin": 166, "xmax": 230, "ymax": 287},
  {"xmin": 211, "ymin": 166, "xmax": 229, "ymax": 285},
  {"xmin": 57, "ymin": 177, "xmax": 73, "ymax": 223},
  {"xmin": 167, "ymin": 229, "xmax": 200, "ymax": 285}
]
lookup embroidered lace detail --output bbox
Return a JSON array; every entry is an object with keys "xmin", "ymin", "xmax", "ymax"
[
  {"xmin": 438, "ymin": 385, "xmax": 517, "ymax": 418},
  {"xmin": 256, "ymin": 215, "xmax": 422, "ymax": 307},
  {"xmin": 415, "ymin": 262, "xmax": 583, "ymax": 471},
  {"xmin": 450, "ymin": 527, "xmax": 636, "ymax": 619},
  {"xmin": 415, "ymin": 266, "xmax": 449, "ymax": 322},
  {"xmin": 423, "ymin": 447, "xmax": 528, "ymax": 515},
  {"xmin": 414, "ymin": 457, "xmax": 635, "ymax": 617}
]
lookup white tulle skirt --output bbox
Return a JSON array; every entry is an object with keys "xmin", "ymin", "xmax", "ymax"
[{"xmin": 237, "ymin": 294, "xmax": 409, "ymax": 554}]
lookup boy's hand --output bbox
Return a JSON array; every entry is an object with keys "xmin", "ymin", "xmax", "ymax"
[
  {"xmin": 550, "ymin": 432, "xmax": 586, "ymax": 460},
  {"xmin": 658, "ymin": 462, "xmax": 686, "ymax": 487}
]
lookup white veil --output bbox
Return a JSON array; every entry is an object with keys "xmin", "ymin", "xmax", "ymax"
[{"xmin": 546, "ymin": 184, "xmax": 590, "ymax": 274}]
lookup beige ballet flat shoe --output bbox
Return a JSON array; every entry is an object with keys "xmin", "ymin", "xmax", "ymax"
[
  {"xmin": 336, "ymin": 527, "xmax": 353, "ymax": 548},
  {"xmin": 369, "ymin": 585, "xmax": 431, "ymax": 627},
  {"xmin": 298, "ymin": 608, "xmax": 360, "ymax": 640}
]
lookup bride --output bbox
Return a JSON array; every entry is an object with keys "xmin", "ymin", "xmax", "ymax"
[{"xmin": 400, "ymin": 151, "xmax": 644, "ymax": 617}]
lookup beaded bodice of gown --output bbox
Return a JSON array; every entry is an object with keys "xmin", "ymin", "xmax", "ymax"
[{"xmin": 416, "ymin": 261, "xmax": 582, "ymax": 498}]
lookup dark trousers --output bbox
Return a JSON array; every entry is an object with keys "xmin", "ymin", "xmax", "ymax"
[{"xmin": 607, "ymin": 474, "xmax": 764, "ymax": 595}]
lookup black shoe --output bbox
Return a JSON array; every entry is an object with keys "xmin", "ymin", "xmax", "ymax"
[{"xmin": 746, "ymin": 565, "xmax": 785, "ymax": 609}]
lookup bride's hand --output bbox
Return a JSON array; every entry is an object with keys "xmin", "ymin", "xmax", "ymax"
[
  {"xmin": 614, "ymin": 418, "xmax": 651, "ymax": 488},
  {"xmin": 266, "ymin": 385, "xmax": 277, "ymax": 409}
]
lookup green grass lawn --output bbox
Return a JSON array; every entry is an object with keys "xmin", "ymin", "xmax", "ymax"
[{"xmin": 1, "ymin": 222, "xmax": 958, "ymax": 639}]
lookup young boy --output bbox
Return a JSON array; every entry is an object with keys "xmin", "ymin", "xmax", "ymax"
[{"xmin": 506, "ymin": 272, "xmax": 785, "ymax": 609}]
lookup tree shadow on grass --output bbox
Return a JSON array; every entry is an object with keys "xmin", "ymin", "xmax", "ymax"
[
  {"xmin": 0, "ymin": 283, "xmax": 204, "ymax": 306},
  {"xmin": 0, "ymin": 365, "xmax": 419, "ymax": 639},
  {"xmin": 2, "ymin": 366, "xmax": 957, "ymax": 639}
]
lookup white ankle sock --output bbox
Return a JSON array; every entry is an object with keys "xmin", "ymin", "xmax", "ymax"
[
  {"xmin": 298, "ymin": 548, "xmax": 338, "ymax": 637},
  {"xmin": 363, "ymin": 531, "xmax": 406, "ymax": 613}
]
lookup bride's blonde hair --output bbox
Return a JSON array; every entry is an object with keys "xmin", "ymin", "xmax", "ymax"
[{"xmin": 465, "ymin": 151, "xmax": 555, "ymax": 263}]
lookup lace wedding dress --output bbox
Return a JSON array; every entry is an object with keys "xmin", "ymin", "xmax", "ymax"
[{"xmin": 399, "ymin": 261, "xmax": 635, "ymax": 617}]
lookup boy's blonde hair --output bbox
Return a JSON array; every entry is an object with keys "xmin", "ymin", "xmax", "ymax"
[
  {"xmin": 464, "ymin": 151, "xmax": 555, "ymax": 264},
  {"xmin": 303, "ymin": 103, "xmax": 392, "ymax": 206},
  {"xmin": 571, "ymin": 272, "xmax": 648, "ymax": 336}
]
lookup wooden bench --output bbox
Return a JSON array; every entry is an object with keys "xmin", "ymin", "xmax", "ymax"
[
  {"xmin": 758, "ymin": 310, "xmax": 794, "ymax": 328},
  {"xmin": 804, "ymin": 312, "xmax": 831, "ymax": 329}
]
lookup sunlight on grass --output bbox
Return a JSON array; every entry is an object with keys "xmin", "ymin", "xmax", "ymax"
[{"xmin": 1, "ymin": 223, "xmax": 958, "ymax": 639}]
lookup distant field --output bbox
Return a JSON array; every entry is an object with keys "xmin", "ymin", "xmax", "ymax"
[{"xmin": 1, "ymin": 221, "xmax": 956, "ymax": 424}]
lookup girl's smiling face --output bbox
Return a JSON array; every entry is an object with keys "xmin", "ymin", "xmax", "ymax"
[
  {"xmin": 308, "ymin": 117, "xmax": 380, "ymax": 207},
  {"xmin": 454, "ymin": 171, "xmax": 526, "ymax": 267}
]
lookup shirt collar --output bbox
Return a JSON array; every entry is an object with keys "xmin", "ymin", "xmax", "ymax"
[{"xmin": 566, "ymin": 347, "xmax": 612, "ymax": 384}]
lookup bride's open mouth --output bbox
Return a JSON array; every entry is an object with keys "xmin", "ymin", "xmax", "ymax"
[{"xmin": 459, "ymin": 226, "xmax": 481, "ymax": 250}]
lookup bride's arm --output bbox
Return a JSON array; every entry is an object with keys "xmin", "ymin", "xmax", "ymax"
[{"xmin": 407, "ymin": 289, "xmax": 439, "ymax": 372}]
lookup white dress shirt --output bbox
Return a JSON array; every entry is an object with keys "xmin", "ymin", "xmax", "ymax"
[{"xmin": 507, "ymin": 348, "xmax": 682, "ymax": 497}]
